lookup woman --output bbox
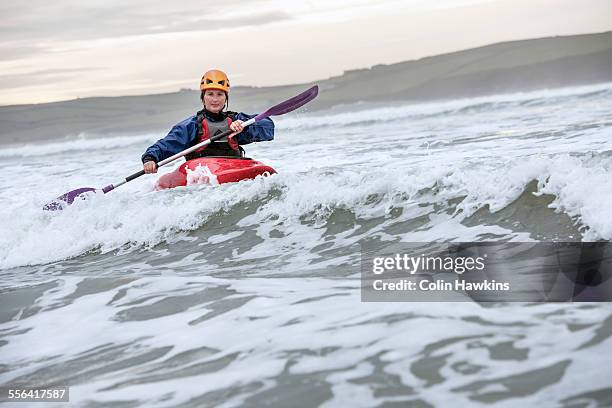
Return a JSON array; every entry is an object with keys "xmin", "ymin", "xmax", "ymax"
[{"xmin": 142, "ymin": 69, "xmax": 274, "ymax": 173}]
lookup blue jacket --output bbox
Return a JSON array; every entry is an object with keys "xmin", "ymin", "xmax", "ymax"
[{"xmin": 142, "ymin": 111, "xmax": 274, "ymax": 163}]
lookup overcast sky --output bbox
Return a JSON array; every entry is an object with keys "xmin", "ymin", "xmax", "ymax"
[{"xmin": 1, "ymin": 0, "xmax": 611, "ymax": 105}]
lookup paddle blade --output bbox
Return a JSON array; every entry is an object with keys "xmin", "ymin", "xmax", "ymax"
[
  {"xmin": 255, "ymin": 85, "xmax": 319, "ymax": 121},
  {"xmin": 43, "ymin": 187, "xmax": 98, "ymax": 211}
]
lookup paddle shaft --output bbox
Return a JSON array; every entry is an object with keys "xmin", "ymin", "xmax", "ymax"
[{"xmin": 101, "ymin": 118, "xmax": 256, "ymax": 193}]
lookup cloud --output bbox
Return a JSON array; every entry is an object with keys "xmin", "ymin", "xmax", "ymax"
[
  {"xmin": 0, "ymin": 0, "xmax": 291, "ymax": 61},
  {"xmin": 0, "ymin": 0, "xmax": 494, "ymax": 56},
  {"xmin": 0, "ymin": 67, "xmax": 104, "ymax": 90},
  {"xmin": 0, "ymin": 42, "xmax": 48, "ymax": 61},
  {"xmin": 0, "ymin": 1, "xmax": 290, "ymax": 42}
]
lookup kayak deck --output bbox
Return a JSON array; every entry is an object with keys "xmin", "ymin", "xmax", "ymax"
[{"xmin": 155, "ymin": 157, "xmax": 276, "ymax": 190}]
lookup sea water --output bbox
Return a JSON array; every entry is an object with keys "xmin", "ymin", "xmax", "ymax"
[{"xmin": 0, "ymin": 83, "xmax": 611, "ymax": 407}]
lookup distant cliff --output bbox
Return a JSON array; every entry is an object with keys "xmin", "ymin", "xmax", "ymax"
[{"xmin": 1, "ymin": 31, "xmax": 611, "ymax": 145}]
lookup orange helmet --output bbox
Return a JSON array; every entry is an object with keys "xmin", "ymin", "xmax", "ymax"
[{"xmin": 200, "ymin": 69, "xmax": 230, "ymax": 93}]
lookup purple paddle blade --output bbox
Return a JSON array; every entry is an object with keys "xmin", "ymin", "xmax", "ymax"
[
  {"xmin": 255, "ymin": 85, "xmax": 318, "ymax": 121},
  {"xmin": 43, "ymin": 187, "xmax": 98, "ymax": 211}
]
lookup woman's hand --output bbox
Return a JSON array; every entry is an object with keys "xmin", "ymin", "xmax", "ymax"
[
  {"xmin": 230, "ymin": 120, "xmax": 244, "ymax": 134},
  {"xmin": 143, "ymin": 161, "xmax": 158, "ymax": 174}
]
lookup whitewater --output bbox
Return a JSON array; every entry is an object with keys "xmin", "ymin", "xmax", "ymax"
[{"xmin": 1, "ymin": 83, "xmax": 611, "ymax": 407}]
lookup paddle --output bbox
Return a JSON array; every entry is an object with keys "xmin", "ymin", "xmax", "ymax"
[{"xmin": 43, "ymin": 85, "xmax": 319, "ymax": 211}]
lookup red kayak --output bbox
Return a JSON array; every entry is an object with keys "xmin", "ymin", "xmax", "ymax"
[{"xmin": 155, "ymin": 157, "xmax": 276, "ymax": 190}]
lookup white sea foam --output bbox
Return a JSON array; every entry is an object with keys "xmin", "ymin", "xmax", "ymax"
[
  {"xmin": 185, "ymin": 164, "xmax": 219, "ymax": 186},
  {"xmin": 0, "ymin": 132, "xmax": 158, "ymax": 157},
  {"xmin": 0, "ymin": 275, "xmax": 610, "ymax": 407}
]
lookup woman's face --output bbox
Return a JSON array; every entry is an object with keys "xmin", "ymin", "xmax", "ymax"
[{"xmin": 203, "ymin": 89, "xmax": 226, "ymax": 113}]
